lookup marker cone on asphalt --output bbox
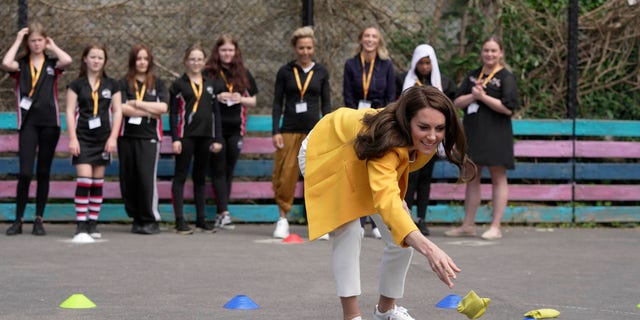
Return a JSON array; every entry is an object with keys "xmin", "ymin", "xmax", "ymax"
[
  {"xmin": 223, "ymin": 295, "xmax": 259, "ymax": 309},
  {"xmin": 282, "ymin": 233, "xmax": 304, "ymax": 243},
  {"xmin": 59, "ymin": 293, "xmax": 97, "ymax": 309},
  {"xmin": 435, "ymin": 294, "xmax": 462, "ymax": 309}
]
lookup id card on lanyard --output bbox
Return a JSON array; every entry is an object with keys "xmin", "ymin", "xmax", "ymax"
[
  {"xmin": 187, "ymin": 76, "xmax": 203, "ymax": 124},
  {"xmin": 358, "ymin": 53, "xmax": 375, "ymax": 109},
  {"xmin": 219, "ymin": 70, "xmax": 236, "ymax": 107},
  {"xmin": 128, "ymin": 82, "xmax": 146, "ymax": 125},
  {"xmin": 293, "ymin": 66, "xmax": 313, "ymax": 113},
  {"xmin": 468, "ymin": 66, "xmax": 500, "ymax": 115},
  {"xmin": 88, "ymin": 78, "xmax": 102, "ymax": 129},
  {"xmin": 20, "ymin": 56, "xmax": 45, "ymax": 111}
]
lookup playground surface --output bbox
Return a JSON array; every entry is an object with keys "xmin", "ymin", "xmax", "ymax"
[{"xmin": 1, "ymin": 222, "xmax": 638, "ymax": 320}]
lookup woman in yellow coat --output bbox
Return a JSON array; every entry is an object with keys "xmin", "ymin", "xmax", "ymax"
[{"xmin": 301, "ymin": 86, "xmax": 475, "ymax": 320}]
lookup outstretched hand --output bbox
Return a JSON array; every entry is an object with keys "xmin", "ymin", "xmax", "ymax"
[
  {"xmin": 424, "ymin": 242, "xmax": 461, "ymax": 288},
  {"xmin": 404, "ymin": 230, "xmax": 461, "ymax": 288}
]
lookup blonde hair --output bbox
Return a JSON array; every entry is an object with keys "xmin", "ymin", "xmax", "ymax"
[
  {"xmin": 290, "ymin": 26, "xmax": 315, "ymax": 47},
  {"xmin": 354, "ymin": 26, "xmax": 389, "ymax": 60}
]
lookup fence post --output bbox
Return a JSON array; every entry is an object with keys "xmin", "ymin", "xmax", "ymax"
[
  {"xmin": 567, "ymin": 0, "xmax": 579, "ymax": 221},
  {"xmin": 302, "ymin": 0, "xmax": 313, "ymax": 26},
  {"xmin": 18, "ymin": 0, "xmax": 28, "ymax": 29}
]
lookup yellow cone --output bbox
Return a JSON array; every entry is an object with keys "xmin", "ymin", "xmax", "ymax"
[{"xmin": 59, "ymin": 294, "xmax": 97, "ymax": 309}]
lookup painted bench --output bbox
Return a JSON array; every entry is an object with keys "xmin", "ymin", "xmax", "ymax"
[{"xmin": 1, "ymin": 113, "xmax": 639, "ymax": 223}]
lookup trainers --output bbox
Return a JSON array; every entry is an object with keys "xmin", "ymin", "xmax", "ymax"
[
  {"xmin": 75, "ymin": 221, "xmax": 89, "ymax": 235},
  {"xmin": 273, "ymin": 218, "xmax": 289, "ymax": 239},
  {"xmin": 32, "ymin": 217, "xmax": 46, "ymax": 236},
  {"xmin": 416, "ymin": 218, "xmax": 430, "ymax": 236},
  {"xmin": 131, "ymin": 221, "xmax": 143, "ymax": 234},
  {"xmin": 141, "ymin": 222, "xmax": 160, "ymax": 235},
  {"xmin": 373, "ymin": 304, "xmax": 415, "ymax": 320},
  {"xmin": 195, "ymin": 219, "xmax": 216, "ymax": 233},
  {"xmin": 174, "ymin": 218, "xmax": 193, "ymax": 235},
  {"xmin": 88, "ymin": 220, "xmax": 102, "ymax": 239},
  {"xmin": 6, "ymin": 220, "xmax": 23, "ymax": 236},
  {"xmin": 318, "ymin": 233, "xmax": 330, "ymax": 241},
  {"xmin": 215, "ymin": 213, "xmax": 235, "ymax": 230},
  {"xmin": 371, "ymin": 227, "xmax": 382, "ymax": 239},
  {"xmin": 133, "ymin": 222, "xmax": 160, "ymax": 235}
]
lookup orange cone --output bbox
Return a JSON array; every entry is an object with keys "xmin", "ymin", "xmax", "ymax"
[{"xmin": 282, "ymin": 233, "xmax": 304, "ymax": 243}]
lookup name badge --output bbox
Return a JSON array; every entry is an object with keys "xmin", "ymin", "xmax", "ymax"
[
  {"xmin": 89, "ymin": 116, "xmax": 102, "ymax": 129},
  {"xmin": 358, "ymin": 99, "xmax": 372, "ymax": 109},
  {"xmin": 467, "ymin": 102, "xmax": 479, "ymax": 114},
  {"xmin": 20, "ymin": 97, "xmax": 33, "ymax": 110},
  {"xmin": 295, "ymin": 101, "xmax": 308, "ymax": 113},
  {"xmin": 128, "ymin": 116, "xmax": 142, "ymax": 125},
  {"xmin": 226, "ymin": 100, "xmax": 235, "ymax": 107}
]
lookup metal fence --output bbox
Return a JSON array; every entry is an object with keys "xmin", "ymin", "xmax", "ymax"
[{"xmin": 0, "ymin": 0, "xmax": 442, "ymax": 115}]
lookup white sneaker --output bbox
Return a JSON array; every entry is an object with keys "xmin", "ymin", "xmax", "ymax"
[
  {"xmin": 215, "ymin": 213, "xmax": 235, "ymax": 230},
  {"xmin": 371, "ymin": 227, "xmax": 382, "ymax": 239},
  {"xmin": 373, "ymin": 304, "xmax": 415, "ymax": 320},
  {"xmin": 318, "ymin": 233, "xmax": 330, "ymax": 241},
  {"xmin": 273, "ymin": 218, "xmax": 289, "ymax": 239}
]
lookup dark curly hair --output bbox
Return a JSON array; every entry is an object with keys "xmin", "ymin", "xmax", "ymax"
[{"xmin": 354, "ymin": 86, "xmax": 476, "ymax": 182}]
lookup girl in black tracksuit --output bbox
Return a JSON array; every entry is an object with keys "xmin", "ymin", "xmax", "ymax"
[
  {"xmin": 204, "ymin": 34, "xmax": 259, "ymax": 230},
  {"xmin": 2, "ymin": 22, "xmax": 73, "ymax": 236},
  {"xmin": 118, "ymin": 44, "xmax": 168, "ymax": 235},
  {"xmin": 66, "ymin": 43, "xmax": 123, "ymax": 239},
  {"xmin": 169, "ymin": 43, "xmax": 223, "ymax": 234}
]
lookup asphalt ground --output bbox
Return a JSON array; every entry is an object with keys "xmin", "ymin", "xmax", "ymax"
[{"xmin": 1, "ymin": 222, "xmax": 639, "ymax": 320}]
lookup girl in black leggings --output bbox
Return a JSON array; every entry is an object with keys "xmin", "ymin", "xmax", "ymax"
[
  {"xmin": 2, "ymin": 22, "xmax": 72, "ymax": 236},
  {"xmin": 169, "ymin": 43, "xmax": 223, "ymax": 234},
  {"xmin": 204, "ymin": 34, "xmax": 259, "ymax": 230}
]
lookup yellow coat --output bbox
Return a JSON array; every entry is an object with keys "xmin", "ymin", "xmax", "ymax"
[{"xmin": 304, "ymin": 108, "xmax": 434, "ymax": 246}]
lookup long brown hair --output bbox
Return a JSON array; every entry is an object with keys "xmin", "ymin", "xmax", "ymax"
[
  {"xmin": 354, "ymin": 86, "xmax": 476, "ymax": 182},
  {"xmin": 78, "ymin": 42, "xmax": 108, "ymax": 79},
  {"xmin": 204, "ymin": 34, "xmax": 250, "ymax": 93},
  {"xmin": 125, "ymin": 44, "xmax": 156, "ymax": 93}
]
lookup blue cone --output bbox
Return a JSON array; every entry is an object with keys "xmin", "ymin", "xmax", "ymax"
[
  {"xmin": 523, "ymin": 318, "xmax": 536, "ymax": 320},
  {"xmin": 435, "ymin": 294, "xmax": 462, "ymax": 309},
  {"xmin": 223, "ymin": 295, "xmax": 259, "ymax": 310}
]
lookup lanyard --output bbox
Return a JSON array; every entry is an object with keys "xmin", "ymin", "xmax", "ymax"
[
  {"xmin": 28, "ymin": 56, "xmax": 45, "ymax": 97},
  {"xmin": 477, "ymin": 65, "xmax": 500, "ymax": 87},
  {"xmin": 190, "ymin": 76, "xmax": 203, "ymax": 113},
  {"xmin": 293, "ymin": 67, "xmax": 314, "ymax": 101},
  {"xmin": 91, "ymin": 78, "xmax": 101, "ymax": 117},
  {"xmin": 134, "ymin": 82, "xmax": 146, "ymax": 102},
  {"xmin": 360, "ymin": 53, "xmax": 375, "ymax": 100},
  {"xmin": 219, "ymin": 70, "xmax": 234, "ymax": 92}
]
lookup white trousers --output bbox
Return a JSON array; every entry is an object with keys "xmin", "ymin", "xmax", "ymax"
[{"xmin": 332, "ymin": 214, "xmax": 414, "ymax": 298}]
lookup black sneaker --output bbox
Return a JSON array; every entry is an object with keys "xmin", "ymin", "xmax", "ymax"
[
  {"xmin": 88, "ymin": 220, "xmax": 102, "ymax": 239},
  {"xmin": 174, "ymin": 218, "xmax": 193, "ymax": 235},
  {"xmin": 32, "ymin": 217, "xmax": 46, "ymax": 236},
  {"xmin": 6, "ymin": 220, "xmax": 22, "ymax": 236},
  {"xmin": 141, "ymin": 222, "xmax": 160, "ymax": 235},
  {"xmin": 75, "ymin": 221, "xmax": 89, "ymax": 235},
  {"xmin": 134, "ymin": 222, "xmax": 160, "ymax": 235},
  {"xmin": 131, "ymin": 221, "xmax": 143, "ymax": 234},
  {"xmin": 417, "ymin": 218, "xmax": 430, "ymax": 236},
  {"xmin": 195, "ymin": 219, "xmax": 216, "ymax": 233}
]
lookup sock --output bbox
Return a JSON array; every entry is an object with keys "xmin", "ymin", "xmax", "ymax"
[
  {"xmin": 74, "ymin": 177, "xmax": 91, "ymax": 221},
  {"xmin": 88, "ymin": 178, "xmax": 104, "ymax": 221}
]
